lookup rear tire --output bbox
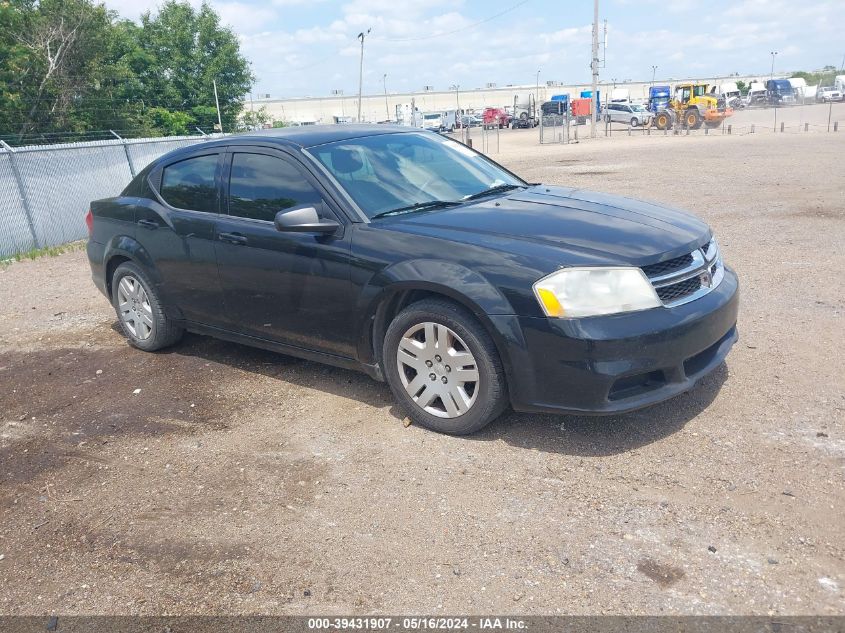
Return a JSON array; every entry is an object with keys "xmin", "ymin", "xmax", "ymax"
[
  {"xmin": 655, "ymin": 112, "xmax": 671, "ymax": 130},
  {"xmin": 383, "ymin": 298, "xmax": 507, "ymax": 435},
  {"xmin": 111, "ymin": 261, "xmax": 183, "ymax": 352}
]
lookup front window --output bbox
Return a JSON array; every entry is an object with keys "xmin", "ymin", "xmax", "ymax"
[
  {"xmin": 310, "ymin": 132, "xmax": 524, "ymax": 219},
  {"xmin": 693, "ymin": 85, "xmax": 707, "ymax": 97},
  {"xmin": 630, "ymin": 104, "xmax": 647, "ymax": 112}
]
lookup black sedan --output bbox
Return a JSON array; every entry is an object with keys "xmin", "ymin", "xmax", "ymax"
[{"xmin": 86, "ymin": 125, "xmax": 738, "ymax": 435}]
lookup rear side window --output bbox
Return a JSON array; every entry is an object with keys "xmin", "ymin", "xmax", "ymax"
[
  {"xmin": 228, "ymin": 153, "xmax": 322, "ymax": 222},
  {"xmin": 159, "ymin": 154, "xmax": 218, "ymax": 212}
]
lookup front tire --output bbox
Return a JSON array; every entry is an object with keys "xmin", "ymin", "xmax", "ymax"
[
  {"xmin": 111, "ymin": 261, "xmax": 183, "ymax": 352},
  {"xmin": 630, "ymin": 117, "xmax": 639, "ymax": 127},
  {"xmin": 383, "ymin": 299, "xmax": 507, "ymax": 435}
]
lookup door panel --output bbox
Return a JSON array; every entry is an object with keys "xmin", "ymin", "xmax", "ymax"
[
  {"xmin": 134, "ymin": 152, "xmax": 226, "ymax": 326},
  {"xmin": 214, "ymin": 149, "xmax": 356, "ymax": 358}
]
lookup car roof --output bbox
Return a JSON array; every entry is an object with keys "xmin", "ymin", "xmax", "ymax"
[
  {"xmin": 239, "ymin": 124, "xmax": 412, "ymax": 148},
  {"xmin": 151, "ymin": 125, "xmax": 423, "ymax": 167}
]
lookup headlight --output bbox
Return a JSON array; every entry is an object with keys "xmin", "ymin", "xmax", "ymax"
[{"xmin": 533, "ymin": 267, "xmax": 662, "ymax": 318}]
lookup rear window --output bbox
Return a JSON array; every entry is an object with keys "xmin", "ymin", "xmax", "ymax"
[{"xmin": 159, "ymin": 154, "xmax": 218, "ymax": 212}]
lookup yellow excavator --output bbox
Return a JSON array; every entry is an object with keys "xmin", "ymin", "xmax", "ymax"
[{"xmin": 652, "ymin": 83, "xmax": 733, "ymax": 130}]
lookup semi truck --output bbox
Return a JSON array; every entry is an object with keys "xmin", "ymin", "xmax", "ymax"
[
  {"xmin": 511, "ymin": 92, "xmax": 537, "ymax": 128},
  {"xmin": 766, "ymin": 79, "xmax": 796, "ymax": 106}
]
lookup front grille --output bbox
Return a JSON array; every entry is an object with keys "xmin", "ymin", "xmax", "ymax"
[
  {"xmin": 656, "ymin": 276, "xmax": 703, "ymax": 303},
  {"xmin": 641, "ymin": 253, "xmax": 693, "ymax": 278},
  {"xmin": 641, "ymin": 239, "xmax": 724, "ymax": 307}
]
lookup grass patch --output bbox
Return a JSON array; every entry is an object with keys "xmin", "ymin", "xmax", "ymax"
[{"xmin": 1, "ymin": 240, "xmax": 86, "ymax": 267}]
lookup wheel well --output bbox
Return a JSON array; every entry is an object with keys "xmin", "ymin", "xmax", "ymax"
[
  {"xmin": 105, "ymin": 255, "xmax": 131, "ymax": 298},
  {"xmin": 369, "ymin": 288, "xmax": 507, "ymax": 373}
]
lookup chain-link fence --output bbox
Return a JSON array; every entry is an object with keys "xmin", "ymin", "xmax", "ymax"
[{"xmin": 0, "ymin": 133, "xmax": 222, "ymax": 259}]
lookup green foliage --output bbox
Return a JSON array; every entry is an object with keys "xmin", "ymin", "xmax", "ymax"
[
  {"xmin": 735, "ymin": 80, "xmax": 747, "ymax": 95},
  {"xmin": 0, "ymin": 0, "xmax": 253, "ymax": 143},
  {"xmin": 271, "ymin": 120, "xmax": 289, "ymax": 128},
  {"xmin": 239, "ymin": 106, "xmax": 272, "ymax": 131},
  {"xmin": 791, "ymin": 70, "xmax": 838, "ymax": 88}
]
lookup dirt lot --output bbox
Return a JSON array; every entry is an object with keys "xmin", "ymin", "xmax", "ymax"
[{"xmin": 1, "ymin": 116, "xmax": 844, "ymax": 616}]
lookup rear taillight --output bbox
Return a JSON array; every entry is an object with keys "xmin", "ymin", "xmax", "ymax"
[{"xmin": 85, "ymin": 209, "xmax": 93, "ymax": 236}]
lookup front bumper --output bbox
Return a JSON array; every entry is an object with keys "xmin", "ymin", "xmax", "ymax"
[{"xmin": 493, "ymin": 267, "xmax": 739, "ymax": 415}]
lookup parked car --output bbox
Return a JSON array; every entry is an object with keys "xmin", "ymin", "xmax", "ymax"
[
  {"xmin": 460, "ymin": 114, "xmax": 482, "ymax": 128},
  {"xmin": 87, "ymin": 126, "xmax": 738, "ymax": 435},
  {"xmin": 817, "ymin": 86, "xmax": 842, "ymax": 102},
  {"xmin": 604, "ymin": 102, "xmax": 652, "ymax": 127}
]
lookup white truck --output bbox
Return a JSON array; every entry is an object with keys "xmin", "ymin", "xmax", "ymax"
[
  {"xmin": 744, "ymin": 82, "xmax": 767, "ymax": 107},
  {"xmin": 836, "ymin": 75, "xmax": 845, "ymax": 94},
  {"xmin": 440, "ymin": 110, "xmax": 459, "ymax": 132},
  {"xmin": 422, "ymin": 112, "xmax": 444, "ymax": 132},
  {"xmin": 512, "ymin": 92, "xmax": 537, "ymax": 128},
  {"xmin": 711, "ymin": 82, "xmax": 743, "ymax": 109}
]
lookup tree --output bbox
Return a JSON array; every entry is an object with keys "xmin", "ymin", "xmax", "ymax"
[
  {"xmin": 0, "ymin": 0, "xmax": 254, "ymax": 142},
  {"xmin": 138, "ymin": 0, "xmax": 253, "ymax": 132},
  {"xmin": 239, "ymin": 106, "xmax": 271, "ymax": 131}
]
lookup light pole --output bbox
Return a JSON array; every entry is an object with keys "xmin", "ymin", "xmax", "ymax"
[
  {"xmin": 535, "ymin": 69, "xmax": 540, "ymax": 106},
  {"xmin": 357, "ymin": 28, "xmax": 371, "ymax": 123},
  {"xmin": 450, "ymin": 84, "xmax": 462, "ymax": 141},
  {"xmin": 383, "ymin": 73, "xmax": 389, "ymax": 122},
  {"xmin": 651, "ymin": 65, "xmax": 657, "ymax": 87},
  {"xmin": 770, "ymin": 50, "xmax": 777, "ymax": 79}
]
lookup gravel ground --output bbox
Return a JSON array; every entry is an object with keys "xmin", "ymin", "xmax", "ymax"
[{"xmin": 0, "ymin": 115, "xmax": 844, "ymax": 616}]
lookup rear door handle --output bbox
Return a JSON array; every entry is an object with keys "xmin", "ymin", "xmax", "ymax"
[
  {"xmin": 218, "ymin": 232, "xmax": 248, "ymax": 245},
  {"xmin": 137, "ymin": 219, "xmax": 159, "ymax": 229}
]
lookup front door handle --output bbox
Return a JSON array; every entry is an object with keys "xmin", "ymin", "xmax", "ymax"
[
  {"xmin": 218, "ymin": 232, "xmax": 248, "ymax": 245},
  {"xmin": 137, "ymin": 219, "xmax": 159, "ymax": 229}
]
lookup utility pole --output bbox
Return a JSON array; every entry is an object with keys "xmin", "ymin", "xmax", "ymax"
[
  {"xmin": 357, "ymin": 28, "xmax": 371, "ymax": 123},
  {"xmin": 651, "ymin": 65, "xmax": 657, "ymax": 87},
  {"xmin": 536, "ymin": 69, "xmax": 540, "ymax": 106},
  {"xmin": 770, "ymin": 50, "xmax": 777, "ymax": 79},
  {"xmin": 213, "ymin": 79, "xmax": 223, "ymax": 133},
  {"xmin": 590, "ymin": 0, "xmax": 599, "ymax": 138},
  {"xmin": 383, "ymin": 74, "xmax": 389, "ymax": 122}
]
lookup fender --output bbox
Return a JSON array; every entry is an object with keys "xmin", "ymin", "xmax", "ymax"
[{"xmin": 353, "ymin": 258, "xmax": 521, "ymax": 372}]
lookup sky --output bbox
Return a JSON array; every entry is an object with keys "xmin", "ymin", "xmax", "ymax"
[{"xmin": 102, "ymin": 0, "xmax": 843, "ymax": 98}]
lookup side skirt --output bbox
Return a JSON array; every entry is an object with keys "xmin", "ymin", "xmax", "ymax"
[{"xmin": 184, "ymin": 321, "xmax": 383, "ymax": 381}]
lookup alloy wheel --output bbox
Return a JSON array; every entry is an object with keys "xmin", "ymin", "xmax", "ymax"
[
  {"xmin": 396, "ymin": 322, "xmax": 479, "ymax": 418},
  {"xmin": 117, "ymin": 275, "xmax": 154, "ymax": 340}
]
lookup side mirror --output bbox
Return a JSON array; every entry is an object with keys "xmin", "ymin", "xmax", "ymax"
[{"xmin": 274, "ymin": 205, "xmax": 340, "ymax": 234}]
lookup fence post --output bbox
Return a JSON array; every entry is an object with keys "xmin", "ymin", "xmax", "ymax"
[
  {"xmin": 835, "ymin": 122, "xmax": 839, "ymax": 132},
  {"xmin": 780, "ymin": 122, "xmax": 784, "ymax": 133},
  {"xmin": 110, "ymin": 130, "xmax": 136, "ymax": 178},
  {"xmin": 0, "ymin": 140, "xmax": 40, "ymax": 249},
  {"xmin": 751, "ymin": 124, "xmax": 755, "ymax": 134},
  {"xmin": 804, "ymin": 122, "xmax": 809, "ymax": 132},
  {"xmin": 727, "ymin": 124, "xmax": 732, "ymax": 135}
]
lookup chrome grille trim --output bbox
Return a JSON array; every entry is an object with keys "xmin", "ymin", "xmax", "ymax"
[{"xmin": 642, "ymin": 239, "xmax": 724, "ymax": 308}]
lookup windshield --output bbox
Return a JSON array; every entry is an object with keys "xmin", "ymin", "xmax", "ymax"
[
  {"xmin": 630, "ymin": 104, "xmax": 646, "ymax": 112},
  {"xmin": 310, "ymin": 132, "xmax": 524, "ymax": 219},
  {"xmin": 424, "ymin": 114, "xmax": 441, "ymax": 120}
]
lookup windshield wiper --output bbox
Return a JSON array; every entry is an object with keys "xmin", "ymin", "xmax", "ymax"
[
  {"xmin": 371, "ymin": 200, "xmax": 462, "ymax": 219},
  {"xmin": 462, "ymin": 183, "xmax": 526, "ymax": 201}
]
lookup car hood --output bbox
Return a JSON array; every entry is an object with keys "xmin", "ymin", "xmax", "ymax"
[{"xmin": 389, "ymin": 185, "xmax": 710, "ymax": 266}]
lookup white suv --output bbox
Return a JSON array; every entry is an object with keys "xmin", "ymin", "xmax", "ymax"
[{"xmin": 605, "ymin": 102, "xmax": 652, "ymax": 127}]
